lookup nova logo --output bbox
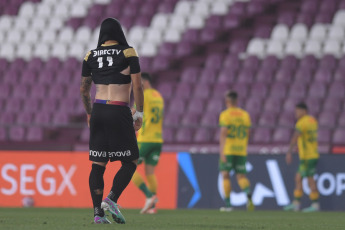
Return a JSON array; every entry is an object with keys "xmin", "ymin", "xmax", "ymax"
[
  {"xmin": 109, "ymin": 150, "xmax": 131, "ymax": 157},
  {"xmin": 218, "ymin": 160, "xmax": 290, "ymax": 206}
]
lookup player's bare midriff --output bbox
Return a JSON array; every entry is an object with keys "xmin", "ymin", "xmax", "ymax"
[{"xmin": 94, "ymin": 67, "xmax": 132, "ymax": 103}]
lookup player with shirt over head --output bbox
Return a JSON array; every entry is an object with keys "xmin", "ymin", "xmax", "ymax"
[
  {"xmin": 284, "ymin": 102, "xmax": 320, "ymax": 212},
  {"xmin": 80, "ymin": 18, "xmax": 143, "ymax": 224},
  {"xmin": 131, "ymin": 72, "xmax": 164, "ymax": 214},
  {"xmin": 218, "ymin": 91, "xmax": 254, "ymax": 212}
]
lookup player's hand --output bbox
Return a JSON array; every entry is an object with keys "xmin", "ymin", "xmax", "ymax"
[
  {"xmin": 220, "ymin": 154, "xmax": 226, "ymax": 163},
  {"xmin": 131, "ymin": 107, "xmax": 136, "ymax": 116},
  {"xmin": 286, "ymin": 152, "xmax": 292, "ymax": 165},
  {"xmin": 87, "ymin": 114, "xmax": 91, "ymax": 128},
  {"xmin": 134, "ymin": 117, "xmax": 142, "ymax": 131}
]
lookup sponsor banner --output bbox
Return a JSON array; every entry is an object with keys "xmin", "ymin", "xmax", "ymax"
[
  {"xmin": 0, "ymin": 151, "xmax": 177, "ymax": 209},
  {"xmin": 177, "ymin": 153, "xmax": 345, "ymax": 210}
]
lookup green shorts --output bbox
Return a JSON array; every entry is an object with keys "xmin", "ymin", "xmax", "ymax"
[
  {"xmin": 137, "ymin": 142, "xmax": 162, "ymax": 166},
  {"xmin": 219, "ymin": 155, "xmax": 247, "ymax": 174},
  {"xmin": 298, "ymin": 159, "xmax": 318, "ymax": 177}
]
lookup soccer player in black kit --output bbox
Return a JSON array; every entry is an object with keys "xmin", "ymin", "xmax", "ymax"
[{"xmin": 80, "ymin": 18, "xmax": 144, "ymax": 224}]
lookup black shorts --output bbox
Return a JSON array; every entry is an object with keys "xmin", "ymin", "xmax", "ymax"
[{"xmin": 89, "ymin": 103, "xmax": 139, "ymax": 162}]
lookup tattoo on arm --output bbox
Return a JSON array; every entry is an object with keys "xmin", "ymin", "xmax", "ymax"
[
  {"xmin": 138, "ymin": 106, "xmax": 143, "ymax": 112},
  {"xmin": 80, "ymin": 77, "xmax": 92, "ymax": 114}
]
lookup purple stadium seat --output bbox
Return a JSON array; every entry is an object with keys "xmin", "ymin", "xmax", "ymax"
[
  {"xmin": 338, "ymin": 112, "xmax": 345, "ymax": 126},
  {"xmin": 175, "ymin": 84, "xmax": 192, "ymax": 99},
  {"xmin": 332, "ymin": 129, "xmax": 345, "ymax": 145},
  {"xmin": 12, "ymin": 84, "xmax": 30, "ymax": 99},
  {"xmin": 308, "ymin": 82, "xmax": 326, "ymax": 99},
  {"xmin": 16, "ymin": 113, "xmax": 33, "ymax": 124},
  {"xmin": 206, "ymin": 99, "xmax": 224, "ymax": 113},
  {"xmin": 193, "ymin": 128, "xmax": 212, "ymax": 143},
  {"xmin": 45, "ymin": 58, "xmax": 61, "ymax": 73},
  {"xmin": 315, "ymin": 13, "xmax": 332, "ymax": 24},
  {"xmin": 59, "ymin": 99, "xmax": 76, "ymax": 114},
  {"xmin": 80, "ymin": 128, "xmax": 89, "ymax": 142},
  {"xmin": 323, "ymin": 98, "xmax": 342, "ymax": 113},
  {"xmin": 296, "ymin": 13, "xmax": 314, "ymax": 28},
  {"xmin": 182, "ymin": 29, "xmax": 199, "ymax": 43},
  {"xmin": 163, "ymin": 128, "xmax": 175, "ymax": 143},
  {"xmin": 4, "ymin": 69, "xmax": 20, "ymax": 85},
  {"xmin": 275, "ymin": 68, "xmax": 294, "ymax": 84},
  {"xmin": 0, "ymin": 58, "xmax": 8, "ymax": 72},
  {"xmin": 232, "ymin": 83, "xmax": 250, "ymax": 97},
  {"xmin": 256, "ymin": 68, "xmax": 274, "ymax": 84},
  {"xmin": 253, "ymin": 128, "xmax": 271, "ymax": 144},
  {"xmin": 199, "ymin": 69, "xmax": 217, "ymax": 84},
  {"xmin": 5, "ymin": 98, "xmax": 22, "ymax": 113},
  {"xmin": 10, "ymin": 58, "xmax": 26, "ymax": 72},
  {"xmin": 229, "ymin": 39, "xmax": 248, "ymax": 54},
  {"xmin": 200, "ymin": 29, "xmax": 217, "ymax": 43},
  {"xmin": 164, "ymin": 114, "xmax": 180, "ymax": 126},
  {"xmin": 223, "ymin": 55, "xmax": 240, "ymax": 71},
  {"xmin": 318, "ymin": 129, "xmax": 331, "ymax": 144},
  {"xmin": 187, "ymin": 99, "xmax": 204, "ymax": 114},
  {"xmin": 237, "ymin": 69, "xmax": 255, "ymax": 84},
  {"xmin": 168, "ymin": 100, "xmax": 185, "ymax": 115},
  {"xmin": 334, "ymin": 68, "xmax": 345, "ymax": 83},
  {"xmin": 37, "ymin": 69, "xmax": 54, "ymax": 84},
  {"xmin": 245, "ymin": 97, "xmax": 262, "ymax": 116},
  {"xmin": 134, "ymin": 15, "xmax": 151, "ymax": 27},
  {"xmin": 229, "ymin": 2, "xmax": 246, "ymax": 15},
  {"xmin": 254, "ymin": 25, "xmax": 272, "ymax": 39},
  {"xmin": 158, "ymin": 1, "xmax": 175, "ymax": 13},
  {"xmin": 270, "ymin": 82, "xmax": 287, "ymax": 99},
  {"xmin": 23, "ymin": 99, "xmax": 40, "ymax": 113},
  {"xmin": 0, "ymin": 127, "xmax": 6, "ymax": 141},
  {"xmin": 278, "ymin": 113, "xmax": 295, "ymax": 127},
  {"xmin": 140, "ymin": 4, "xmax": 156, "ymax": 16},
  {"xmin": 212, "ymin": 83, "xmax": 230, "ymax": 98},
  {"xmin": 294, "ymin": 68, "xmax": 313, "ymax": 85},
  {"xmin": 193, "ymin": 84, "xmax": 211, "ymax": 99},
  {"xmin": 34, "ymin": 112, "xmax": 51, "ymax": 124},
  {"xmin": 283, "ymin": 98, "xmax": 301, "ymax": 112},
  {"xmin": 277, "ymin": 12, "xmax": 295, "ymax": 27},
  {"xmin": 40, "ymin": 98, "xmax": 59, "ymax": 113},
  {"xmin": 181, "ymin": 113, "xmax": 200, "ymax": 126},
  {"xmin": 205, "ymin": 54, "xmax": 223, "ymax": 70},
  {"xmin": 261, "ymin": 55, "xmax": 279, "ymax": 71},
  {"xmin": 217, "ymin": 69, "xmax": 237, "ymax": 84},
  {"xmin": 301, "ymin": 0, "xmax": 318, "ymax": 13},
  {"xmin": 300, "ymin": 55, "xmax": 317, "ymax": 70},
  {"xmin": 319, "ymin": 112, "xmax": 337, "ymax": 128},
  {"xmin": 175, "ymin": 128, "xmax": 194, "ymax": 143},
  {"xmin": 0, "ymin": 84, "xmax": 12, "ymax": 99},
  {"xmin": 66, "ymin": 18, "xmax": 83, "ymax": 30},
  {"xmin": 281, "ymin": 55, "xmax": 298, "ymax": 70},
  {"xmin": 247, "ymin": 1, "xmax": 265, "ymax": 16},
  {"xmin": 289, "ymin": 83, "xmax": 307, "ymax": 98},
  {"xmin": 259, "ymin": 112, "xmax": 277, "ymax": 126},
  {"xmin": 328, "ymin": 82, "xmax": 345, "ymax": 98},
  {"xmin": 157, "ymin": 82, "xmax": 174, "ymax": 99},
  {"xmin": 27, "ymin": 58, "xmax": 43, "ymax": 71},
  {"xmin": 0, "ymin": 112, "xmax": 16, "ymax": 124},
  {"xmin": 48, "ymin": 84, "xmax": 65, "ymax": 98},
  {"xmin": 9, "ymin": 127, "xmax": 25, "ymax": 141},
  {"xmin": 251, "ymin": 83, "xmax": 268, "ymax": 98},
  {"xmin": 320, "ymin": 55, "xmax": 337, "ymax": 70},
  {"xmin": 83, "ymin": 16, "xmax": 100, "ymax": 29},
  {"xmin": 314, "ymin": 68, "xmax": 333, "ymax": 84},
  {"xmin": 205, "ymin": 15, "xmax": 222, "ymax": 29},
  {"xmin": 176, "ymin": 41, "xmax": 193, "ymax": 57},
  {"xmin": 223, "ymin": 15, "xmax": 241, "ymax": 29},
  {"xmin": 56, "ymin": 69, "xmax": 73, "ymax": 84},
  {"xmin": 272, "ymin": 129, "xmax": 291, "ymax": 143},
  {"xmin": 52, "ymin": 112, "xmax": 69, "ymax": 124},
  {"xmin": 305, "ymin": 98, "xmax": 322, "ymax": 116},
  {"xmin": 201, "ymin": 113, "xmax": 218, "ymax": 126},
  {"xmin": 243, "ymin": 56, "xmax": 260, "ymax": 71},
  {"xmin": 139, "ymin": 57, "xmax": 151, "ymax": 71},
  {"xmin": 158, "ymin": 43, "xmax": 175, "ymax": 57},
  {"xmin": 151, "ymin": 56, "xmax": 169, "ymax": 72},
  {"xmin": 264, "ymin": 98, "xmax": 282, "ymax": 114},
  {"xmin": 26, "ymin": 127, "xmax": 43, "ymax": 141}
]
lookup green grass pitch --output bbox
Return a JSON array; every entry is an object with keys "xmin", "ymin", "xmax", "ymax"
[{"xmin": 0, "ymin": 208, "xmax": 344, "ymax": 230}]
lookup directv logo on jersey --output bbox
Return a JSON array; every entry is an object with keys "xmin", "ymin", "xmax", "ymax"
[{"xmin": 93, "ymin": 49, "xmax": 121, "ymax": 57}]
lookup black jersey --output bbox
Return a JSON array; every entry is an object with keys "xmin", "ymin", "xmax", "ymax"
[{"xmin": 81, "ymin": 42, "xmax": 140, "ymax": 85}]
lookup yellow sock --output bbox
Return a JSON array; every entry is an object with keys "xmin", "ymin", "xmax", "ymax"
[
  {"xmin": 147, "ymin": 174, "xmax": 158, "ymax": 195},
  {"xmin": 238, "ymin": 177, "xmax": 250, "ymax": 194},
  {"xmin": 294, "ymin": 189, "xmax": 303, "ymax": 201},
  {"xmin": 132, "ymin": 171, "xmax": 145, "ymax": 187},
  {"xmin": 223, "ymin": 178, "xmax": 231, "ymax": 198},
  {"xmin": 309, "ymin": 191, "xmax": 319, "ymax": 202}
]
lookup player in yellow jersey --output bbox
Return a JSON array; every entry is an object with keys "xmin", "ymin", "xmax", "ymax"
[
  {"xmin": 284, "ymin": 102, "xmax": 320, "ymax": 212},
  {"xmin": 219, "ymin": 91, "xmax": 254, "ymax": 212},
  {"xmin": 131, "ymin": 72, "xmax": 164, "ymax": 214}
]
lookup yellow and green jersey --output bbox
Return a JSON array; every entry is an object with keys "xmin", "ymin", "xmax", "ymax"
[
  {"xmin": 137, "ymin": 88, "xmax": 164, "ymax": 143},
  {"xmin": 219, "ymin": 107, "xmax": 251, "ymax": 156},
  {"xmin": 295, "ymin": 115, "xmax": 319, "ymax": 160}
]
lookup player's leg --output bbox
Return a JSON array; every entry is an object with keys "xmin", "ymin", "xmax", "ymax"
[
  {"xmin": 131, "ymin": 143, "xmax": 154, "ymax": 200},
  {"xmin": 284, "ymin": 172, "xmax": 303, "ymax": 211},
  {"xmin": 219, "ymin": 155, "xmax": 233, "ymax": 211},
  {"xmin": 234, "ymin": 156, "xmax": 254, "ymax": 211},
  {"xmin": 102, "ymin": 159, "xmax": 137, "ymax": 224},
  {"xmin": 89, "ymin": 161, "xmax": 111, "ymax": 224},
  {"xmin": 141, "ymin": 143, "xmax": 161, "ymax": 214},
  {"xmin": 302, "ymin": 159, "xmax": 319, "ymax": 212}
]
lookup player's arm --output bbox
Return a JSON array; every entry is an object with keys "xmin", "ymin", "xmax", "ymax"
[
  {"xmin": 286, "ymin": 131, "xmax": 301, "ymax": 164},
  {"xmin": 219, "ymin": 127, "xmax": 227, "ymax": 163},
  {"xmin": 80, "ymin": 51, "xmax": 92, "ymax": 127}
]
